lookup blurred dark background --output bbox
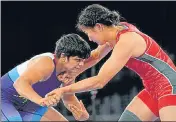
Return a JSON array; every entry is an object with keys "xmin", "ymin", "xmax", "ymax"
[{"xmin": 1, "ymin": 1, "xmax": 176, "ymax": 121}]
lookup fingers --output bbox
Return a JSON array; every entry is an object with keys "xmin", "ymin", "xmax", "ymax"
[
  {"xmin": 68, "ymin": 104, "xmax": 81, "ymax": 114},
  {"xmin": 68, "ymin": 103, "xmax": 89, "ymax": 121},
  {"xmin": 40, "ymin": 98, "xmax": 51, "ymax": 107},
  {"xmin": 79, "ymin": 100, "xmax": 87, "ymax": 112},
  {"xmin": 63, "ymin": 77, "xmax": 71, "ymax": 84},
  {"xmin": 79, "ymin": 100, "xmax": 84, "ymax": 108},
  {"xmin": 43, "ymin": 88, "xmax": 63, "ymax": 107},
  {"xmin": 40, "ymin": 95, "xmax": 60, "ymax": 107},
  {"xmin": 78, "ymin": 100, "xmax": 89, "ymax": 120},
  {"xmin": 46, "ymin": 95, "xmax": 60, "ymax": 107},
  {"xmin": 48, "ymin": 96, "xmax": 57, "ymax": 105},
  {"xmin": 58, "ymin": 71, "xmax": 76, "ymax": 85},
  {"xmin": 68, "ymin": 104, "xmax": 82, "ymax": 120}
]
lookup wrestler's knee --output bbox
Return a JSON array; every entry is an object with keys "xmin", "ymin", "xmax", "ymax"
[
  {"xmin": 123, "ymin": 90, "xmax": 159, "ymax": 121},
  {"xmin": 118, "ymin": 110, "xmax": 142, "ymax": 121}
]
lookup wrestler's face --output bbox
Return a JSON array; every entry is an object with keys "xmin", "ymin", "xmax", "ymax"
[
  {"xmin": 64, "ymin": 56, "xmax": 85, "ymax": 73},
  {"xmin": 80, "ymin": 24, "xmax": 106, "ymax": 45}
]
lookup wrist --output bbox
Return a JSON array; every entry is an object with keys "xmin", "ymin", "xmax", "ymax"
[
  {"xmin": 60, "ymin": 86, "xmax": 69, "ymax": 94},
  {"xmin": 36, "ymin": 98, "xmax": 43, "ymax": 105}
]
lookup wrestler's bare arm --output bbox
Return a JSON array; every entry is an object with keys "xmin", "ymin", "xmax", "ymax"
[
  {"xmin": 13, "ymin": 57, "xmax": 54, "ymax": 104},
  {"xmin": 48, "ymin": 32, "xmax": 137, "ymax": 95}
]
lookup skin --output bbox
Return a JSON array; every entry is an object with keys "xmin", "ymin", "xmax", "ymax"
[
  {"xmin": 46, "ymin": 23, "xmax": 176, "ymax": 121},
  {"xmin": 13, "ymin": 41, "xmax": 112, "ymax": 121},
  {"xmin": 13, "ymin": 55, "xmax": 85, "ymax": 105},
  {"xmin": 40, "ymin": 100, "xmax": 89, "ymax": 122},
  {"xmin": 40, "ymin": 107, "xmax": 68, "ymax": 121},
  {"xmin": 13, "ymin": 54, "xmax": 89, "ymax": 121},
  {"xmin": 45, "ymin": 42, "xmax": 112, "ymax": 121},
  {"xmin": 124, "ymin": 96, "xmax": 158, "ymax": 121}
]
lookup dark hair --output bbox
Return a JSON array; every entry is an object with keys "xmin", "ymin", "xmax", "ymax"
[
  {"xmin": 55, "ymin": 33, "xmax": 91, "ymax": 59},
  {"xmin": 77, "ymin": 4, "xmax": 121, "ymax": 29}
]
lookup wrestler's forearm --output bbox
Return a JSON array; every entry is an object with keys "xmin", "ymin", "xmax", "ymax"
[
  {"xmin": 61, "ymin": 81, "xmax": 83, "ymax": 109},
  {"xmin": 61, "ymin": 76, "xmax": 102, "ymax": 94},
  {"xmin": 13, "ymin": 77, "xmax": 43, "ymax": 105}
]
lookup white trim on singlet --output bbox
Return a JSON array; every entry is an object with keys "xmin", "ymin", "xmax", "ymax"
[{"xmin": 16, "ymin": 52, "xmax": 54, "ymax": 76}]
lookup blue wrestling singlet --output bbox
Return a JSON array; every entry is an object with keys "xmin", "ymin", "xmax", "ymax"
[{"xmin": 1, "ymin": 53, "xmax": 62, "ymax": 121}]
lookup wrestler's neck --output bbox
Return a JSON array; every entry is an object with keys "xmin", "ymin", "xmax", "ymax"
[{"xmin": 105, "ymin": 25, "xmax": 125, "ymax": 47}]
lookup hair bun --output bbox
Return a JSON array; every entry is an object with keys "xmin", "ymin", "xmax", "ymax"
[{"xmin": 108, "ymin": 11, "xmax": 120, "ymax": 25}]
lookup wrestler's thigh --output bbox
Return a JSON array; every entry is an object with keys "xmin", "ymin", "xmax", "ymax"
[
  {"xmin": 41, "ymin": 107, "xmax": 68, "ymax": 121},
  {"xmin": 125, "ymin": 90, "xmax": 158, "ymax": 121}
]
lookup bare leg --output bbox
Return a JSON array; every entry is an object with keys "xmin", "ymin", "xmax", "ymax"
[
  {"xmin": 41, "ymin": 107, "xmax": 68, "ymax": 121},
  {"xmin": 125, "ymin": 96, "xmax": 158, "ymax": 121},
  {"xmin": 119, "ymin": 90, "xmax": 159, "ymax": 121},
  {"xmin": 159, "ymin": 106, "xmax": 176, "ymax": 121}
]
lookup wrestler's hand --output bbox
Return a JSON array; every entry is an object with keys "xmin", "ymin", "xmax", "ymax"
[
  {"xmin": 58, "ymin": 71, "xmax": 76, "ymax": 85},
  {"xmin": 41, "ymin": 95, "xmax": 59, "ymax": 107},
  {"xmin": 39, "ymin": 97, "xmax": 53, "ymax": 107},
  {"xmin": 44, "ymin": 88, "xmax": 64, "ymax": 107},
  {"xmin": 68, "ymin": 100, "xmax": 89, "ymax": 121}
]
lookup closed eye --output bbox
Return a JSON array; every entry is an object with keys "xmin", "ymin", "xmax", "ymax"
[{"xmin": 75, "ymin": 59, "xmax": 82, "ymax": 62}]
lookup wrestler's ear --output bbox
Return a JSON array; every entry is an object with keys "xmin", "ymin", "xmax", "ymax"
[
  {"xmin": 94, "ymin": 23, "xmax": 104, "ymax": 32},
  {"xmin": 60, "ymin": 53, "xmax": 67, "ymax": 63}
]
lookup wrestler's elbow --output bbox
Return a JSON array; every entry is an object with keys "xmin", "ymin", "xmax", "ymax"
[
  {"xmin": 13, "ymin": 77, "xmax": 30, "ymax": 96},
  {"xmin": 13, "ymin": 78, "xmax": 20, "ymax": 90},
  {"xmin": 13, "ymin": 79, "xmax": 23, "ymax": 95},
  {"xmin": 13, "ymin": 82, "xmax": 23, "ymax": 96},
  {"xmin": 97, "ymin": 83, "xmax": 104, "ymax": 89},
  {"xmin": 95, "ymin": 76, "xmax": 106, "ymax": 89}
]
